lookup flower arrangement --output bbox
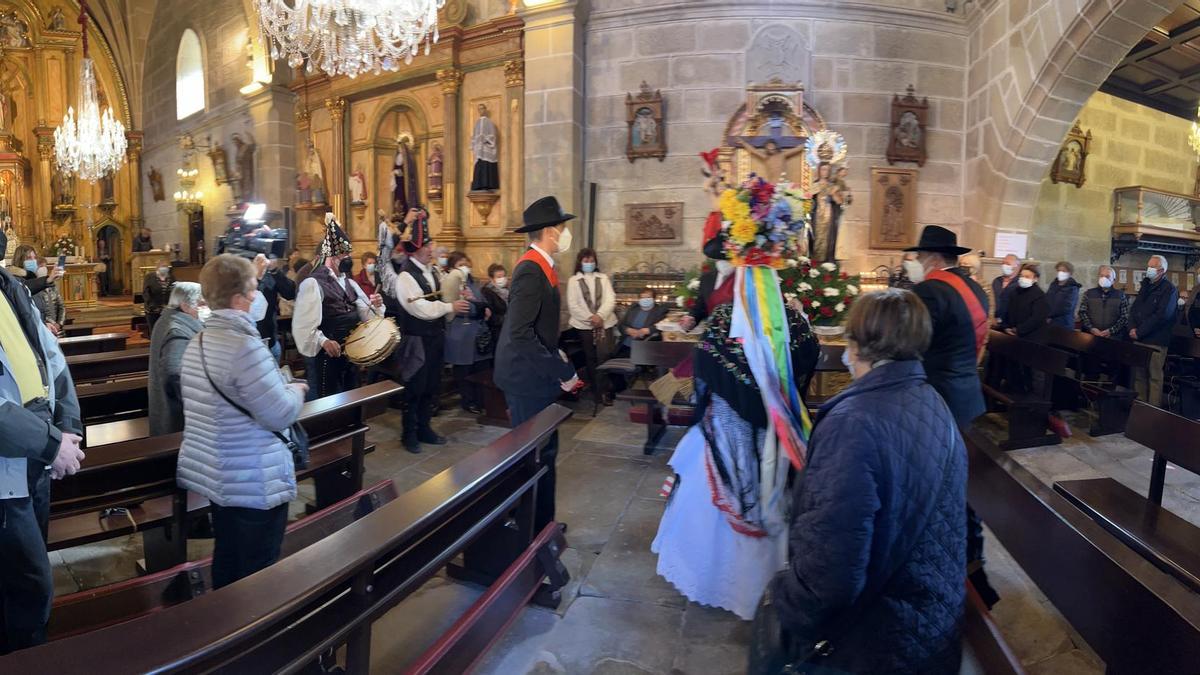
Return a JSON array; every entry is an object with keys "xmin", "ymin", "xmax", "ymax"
[
  {"xmin": 778, "ymin": 258, "xmax": 862, "ymax": 326},
  {"xmin": 51, "ymin": 234, "xmax": 76, "ymax": 257},
  {"xmin": 672, "ymin": 262, "xmax": 712, "ymax": 310},
  {"xmin": 715, "ymin": 176, "xmax": 811, "ymax": 268}
]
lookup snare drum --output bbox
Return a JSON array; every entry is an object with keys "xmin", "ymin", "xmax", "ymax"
[{"xmin": 344, "ymin": 317, "xmax": 401, "ymax": 366}]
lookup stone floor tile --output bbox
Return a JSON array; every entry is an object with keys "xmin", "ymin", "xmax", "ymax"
[
  {"xmin": 672, "ymin": 603, "xmax": 751, "ymax": 675},
  {"xmin": 553, "ymin": 546, "xmax": 598, "ymax": 616},
  {"xmin": 58, "ymin": 536, "xmax": 145, "ymax": 589},
  {"xmin": 579, "ymin": 497, "xmax": 685, "ymax": 608},
  {"xmin": 369, "ymin": 576, "xmax": 484, "ymax": 673},
  {"xmin": 1025, "ymin": 648, "xmax": 1105, "ymax": 675},
  {"xmin": 50, "ymin": 551, "xmax": 80, "ymax": 596},
  {"xmin": 556, "ymin": 452, "xmax": 649, "ymax": 554}
]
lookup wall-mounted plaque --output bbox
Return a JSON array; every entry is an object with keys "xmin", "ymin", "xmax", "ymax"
[
  {"xmin": 1050, "ymin": 122, "xmax": 1091, "ymax": 188},
  {"xmin": 625, "ymin": 202, "xmax": 683, "ymax": 245},
  {"xmin": 869, "ymin": 167, "xmax": 918, "ymax": 250},
  {"xmin": 886, "ymin": 85, "xmax": 928, "ymax": 167}
]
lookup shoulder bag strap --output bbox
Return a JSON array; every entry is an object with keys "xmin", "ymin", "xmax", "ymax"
[{"xmin": 197, "ymin": 332, "xmax": 293, "ymax": 448}]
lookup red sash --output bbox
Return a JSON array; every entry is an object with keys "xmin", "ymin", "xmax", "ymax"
[
  {"xmin": 519, "ymin": 248, "xmax": 557, "ymax": 288},
  {"xmin": 926, "ymin": 269, "xmax": 988, "ymax": 357}
]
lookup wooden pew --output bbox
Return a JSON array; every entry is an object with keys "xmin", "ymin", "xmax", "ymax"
[
  {"xmin": 615, "ymin": 340, "xmax": 695, "ymax": 455},
  {"xmin": 0, "ymin": 404, "xmax": 575, "ymax": 673},
  {"xmin": 963, "ymin": 580, "xmax": 1024, "ymax": 675},
  {"xmin": 58, "ymin": 332, "xmax": 129, "ymax": 357},
  {"xmin": 62, "ymin": 323, "xmax": 98, "ymax": 337},
  {"xmin": 67, "ymin": 347, "xmax": 150, "ymax": 384},
  {"xmin": 76, "ymin": 376, "xmax": 149, "ymax": 423},
  {"xmin": 981, "ymin": 330, "xmax": 1070, "ymax": 450},
  {"xmin": 1054, "ymin": 402, "xmax": 1200, "ymax": 593},
  {"xmin": 49, "ymin": 381, "xmax": 400, "ymax": 572},
  {"xmin": 1032, "ymin": 324, "xmax": 1153, "ymax": 436},
  {"xmin": 965, "ymin": 427, "xmax": 1200, "ymax": 673},
  {"xmin": 48, "ymin": 479, "xmax": 400, "ymax": 641}
]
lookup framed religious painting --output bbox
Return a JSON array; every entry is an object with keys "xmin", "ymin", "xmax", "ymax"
[
  {"xmin": 869, "ymin": 167, "xmax": 918, "ymax": 250},
  {"xmin": 626, "ymin": 81, "xmax": 666, "ymax": 163},
  {"xmin": 1050, "ymin": 122, "xmax": 1091, "ymax": 188},
  {"xmin": 886, "ymin": 85, "xmax": 928, "ymax": 167},
  {"xmin": 625, "ymin": 202, "xmax": 683, "ymax": 245}
]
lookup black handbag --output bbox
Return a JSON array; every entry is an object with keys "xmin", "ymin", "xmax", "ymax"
[
  {"xmin": 748, "ymin": 420, "xmax": 960, "ymax": 674},
  {"xmin": 475, "ymin": 325, "xmax": 493, "ymax": 356},
  {"xmin": 198, "ymin": 332, "xmax": 309, "ymax": 469}
]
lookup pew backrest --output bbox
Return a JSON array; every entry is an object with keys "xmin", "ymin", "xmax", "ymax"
[
  {"xmin": 629, "ymin": 339, "xmax": 693, "ymax": 369},
  {"xmin": 1124, "ymin": 401, "xmax": 1200, "ymax": 504},
  {"xmin": 986, "ymin": 330, "xmax": 1071, "ymax": 375},
  {"xmin": 1037, "ymin": 324, "xmax": 1152, "ymax": 370},
  {"xmin": 68, "ymin": 347, "xmax": 151, "ymax": 384},
  {"xmin": 58, "ymin": 333, "xmax": 129, "ymax": 357}
]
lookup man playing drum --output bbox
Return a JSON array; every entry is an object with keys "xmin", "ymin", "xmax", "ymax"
[{"xmin": 293, "ymin": 214, "xmax": 384, "ymax": 399}]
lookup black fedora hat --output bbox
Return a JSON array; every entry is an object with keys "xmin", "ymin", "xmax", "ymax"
[
  {"xmin": 904, "ymin": 225, "xmax": 971, "ymax": 256},
  {"xmin": 517, "ymin": 195, "xmax": 575, "ymax": 233}
]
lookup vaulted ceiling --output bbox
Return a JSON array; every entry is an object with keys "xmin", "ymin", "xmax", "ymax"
[
  {"xmin": 80, "ymin": 0, "xmax": 158, "ymax": 128},
  {"xmin": 1101, "ymin": 0, "xmax": 1200, "ymax": 120}
]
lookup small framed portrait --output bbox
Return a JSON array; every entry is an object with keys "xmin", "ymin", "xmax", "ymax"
[
  {"xmin": 1117, "ymin": 267, "xmax": 1128, "ymax": 285},
  {"xmin": 886, "ymin": 85, "xmax": 928, "ymax": 167},
  {"xmin": 626, "ymin": 81, "xmax": 666, "ymax": 162},
  {"xmin": 1049, "ymin": 122, "xmax": 1091, "ymax": 188}
]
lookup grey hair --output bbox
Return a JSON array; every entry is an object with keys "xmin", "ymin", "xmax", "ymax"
[
  {"xmin": 168, "ymin": 281, "xmax": 203, "ymax": 309},
  {"xmin": 1098, "ymin": 264, "xmax": 1113, "ymax": 277},
  {"xmin": 1150, "ymin": 255, "xmax": 1168, "ymax": 273}
]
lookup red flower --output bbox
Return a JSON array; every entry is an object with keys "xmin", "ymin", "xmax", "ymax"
[
  {"xmin": 822, "ymin": 274, "xmax": 832, "ymax": 283},
  {"xmin": 801, "ymin": 297, "xmax": 813, "ymax": 306},
  {"xmin": 685, "ymin": 299, "xmax": 695, "ymax": 309},
  {"xmin": 842, "ymin": 296, "xmax": 851, "ymax": 303},
  {"xmin": 840, "ymin": 272, "xmax": 849, "ymax": 280},
  {"xmin": 820, "ymin": 307, "xmax": 834, "ymax": 317},
  {"xmin": 743, "ymin": 248, "xmax": 774, "ymax": 266}
]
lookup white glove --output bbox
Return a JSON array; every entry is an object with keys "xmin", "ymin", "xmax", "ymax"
[
  {"xmin": 558, "ymin": 349, "xmax": 569, "ymax": 362},
  {"xmin": 560, "ymin": 374, "xmax": 580, "ymax": 392}
]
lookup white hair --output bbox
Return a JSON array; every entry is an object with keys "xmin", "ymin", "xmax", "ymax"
[
  {"xmin": 1150, "ymin": 255, "xmax": 1168, "ymax": 273},
  {"xmin": 1098, "ymin": 264, "xmax": 1113, "ymax": 277},
  {"xmin": 168, "ymin": 281, "xmax": 203, "ymax": 309}
]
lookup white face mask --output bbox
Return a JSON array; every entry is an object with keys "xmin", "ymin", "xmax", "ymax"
[
  {"xmin": 365, "ymin": 263, "xmax": 376, "ymax": 274},
  {"xmin": 1017, "ymin": 277, "xmax": 1035, "ymax": 289},
  {"xmin": 249, "ymin": 289, "xmax": 268, "ymax": 322},
  {"xmin": 638, "ymin": 297, "xmax": 655, "ymax": 310},
  {"xmin": 1001, "ymin": 264, "xmax": 1015, "ymax": 277},
  {"xmin": 458, "ymin": 266, "xmax": 471, "ymax": 278},
  {"xmin": 1145, "ymin": 267, "xmax": 1159, "ymax": 281},
  {"xmin": 902, "ymin": 259, "xmax": 925, "ymax": 284},
  {"xmin": 556, "ymin": 227, "xmax": 573, "ymax": 254},
  {"xmin": 197, "ymin": 306, "xmax": 212, "ymax": 323},
  {"xmin": 1098, "ymin": 276, "xmax": 1113, "ymax": 289},
  {"xmin": 437, "ymin": 257, "xmax": 449, "ymax": 268},
  {"xmin": 1057, "ymin": 271, "xmax": 1070, "ymax": 282},
  {"xmin": 494, "ymin": 276, "xmax": 508, "ymax": 288},
  {"xmin": 157, "ymin": 266, "xmax": 170, "ymax": 277}
]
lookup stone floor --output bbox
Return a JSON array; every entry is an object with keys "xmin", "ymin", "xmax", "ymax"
[{"xmin": 50, "ymin": 399, "xmax": 1199, "ymax": 673}]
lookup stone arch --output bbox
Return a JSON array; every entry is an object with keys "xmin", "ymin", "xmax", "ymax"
[
  {"xmin": 368, "ymin": 95, "xmax": 433, "ymax": 218},
  {"xmin": 92, "ymin": 218, "xmax": 126, "ymax": 294},
  {"xmin": 964, "ymin": 0, "xmax": 1176, "ymax": 248}
]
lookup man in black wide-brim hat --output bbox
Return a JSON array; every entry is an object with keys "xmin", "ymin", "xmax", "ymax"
[
  {"xmin": 903, "ymin": 224, "xmax": 999, "ymax": 609},
  {"xmin": 494, "ymin": 196, "xmax": 579, "ymax": 533}
]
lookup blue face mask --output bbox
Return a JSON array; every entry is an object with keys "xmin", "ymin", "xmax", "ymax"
[
  {"xmin": 638, "ymin": 297, "xmax": 655, "ymax": 310},
  {"xmin": 23, "ymin": 259, "xmax": 37, "ymax": 273},
  {"xmin": 581, "ymin": 262, "xmax": 596, "ymax": 274}
]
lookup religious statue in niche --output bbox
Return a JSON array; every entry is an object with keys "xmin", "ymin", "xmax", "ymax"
[
  {"xmin": 100, "ymin": 174, "xmax": 114, "ymax": 204},
  {"xmin": 148, "ymin": 167, "xmax": 165, "ymax": 202},
  {"xmin": 47, "ymin": 7, "xmax": 65, "ymax": 31},
  {"xmin": 207, "ymin": 135, "xmax": 230, "ymax": 187},
  {"xmin": 806, "ymin": 131, "xmax": 849, "ymax": 262},
  {"xmin": 51, "ymin": 169, "xmax": 73, "ymax": 207},
  {"xmin": 231, "ymin": 132, "xmax": 256, "ymax": 202},
  {"xmin": 869, "ymin": 167, "xmax": 918, "ymax": 250},
  {"xmin": 303, "ymin": 139, "xmax": 326, "ymax": 204},
  {"xmin": 626, "ymin": 81, "xmax": 666, "ymax": 162},
  {"xmin": 427, "ymin": 143, "xmax": 444, "ymax": 200},
  {"xmin": 1050, "ymin": 122, "xmax": 1091, "ymax": 188},
  {"xmin": 886, "ymin": 85, "xmax": 929, "ymax": 167},
  {"xmin": 3, "ymin": 219, "xmax": 14, "ymax": 260},
  {"xmin": 348, "ymin": 165, "xmax": 367, "ymax": 205},
  {"xmin": 625, "ymin": 202, "xmax": 683, "ymax": 246},
  {"xmin": 0, "ymin": 10, "xmax": 30, "ymax": 48},
  {"xmin": 390, "ymin": 133, "xmax": 418, "ymax": 214},
  {"xmin": 470, "ymin": 104, "xmax": 499, "ymax": 191}
]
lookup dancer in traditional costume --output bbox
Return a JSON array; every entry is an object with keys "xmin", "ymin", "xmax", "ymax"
[{"xmin": 652, "ymin": 167, "xmax": 820, "ymax": 620}]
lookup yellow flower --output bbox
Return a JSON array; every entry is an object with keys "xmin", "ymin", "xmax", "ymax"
[{"xmin": 730, "ymin": 218, "xmax": 757, "ymax": 245}]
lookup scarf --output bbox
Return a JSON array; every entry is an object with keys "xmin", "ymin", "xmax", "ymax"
[{"xmin": 486, "ymin": 281, "xmax": 509, "ymax": 303}]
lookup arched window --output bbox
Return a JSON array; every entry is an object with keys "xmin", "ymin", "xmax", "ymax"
[{"xmin": 176, "ymin": 29, "xmax": 204, "ymax": 120}]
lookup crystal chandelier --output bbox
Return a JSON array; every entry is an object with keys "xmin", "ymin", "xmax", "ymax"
[
  {"xmin": 54, "ymin": 1, "xmax": 127, "ymax": 183},
  {"xmin": 255, "ymin": 0, "xmax": 446, "ymax": 79}
]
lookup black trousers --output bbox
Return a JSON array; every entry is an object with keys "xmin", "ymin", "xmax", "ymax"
[
  {"xmin": 403, "ymin": 333, "xmax": 445, "ymax": 441},
  {"xmin": 146, "ymin": 310, "xmax": 161, "ymax": 337},
  {"xmin": 0, "ymin": 469, "xmax": 51, "ymax": 654},
  {"xmin": 453, "ymin": 361, "xmax": 488, "ymax": 409},
  {"xmin": 505, "ymin": 390, "xmax": 562, "ymax": 532},
  {"xmin": 573, "ymin": 328, "xmax": 607, "ymax": 403},
  {"xmin": 315, "ymin": 352, "xmax": 357, "ymax": 399},
  {"xmin": 210, "ymin": 503, "xmax": 288, "ymax": 589}
]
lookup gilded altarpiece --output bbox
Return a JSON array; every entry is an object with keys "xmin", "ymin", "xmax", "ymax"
[{"xmin": 289, "ymin": 5, "xmax": 527, "ymax": 272}]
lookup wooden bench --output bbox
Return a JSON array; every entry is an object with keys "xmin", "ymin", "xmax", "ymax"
[
  {"xmin": 48, "ymin": 479, "xmax": 400, "ymax": 641},
  {"xmin": 58, "ymin": 332, "xmax": 129, "ymax": 357},
  {"xmin": 1033, "ymin": 324, "xmax": 1153, "ymax": 436},
  {"xmin": 67, "ymin": 347, "xmax": 150, "ymax": 384},
  {"xmin": 615, "ymin": 340, "xmax": 695, "ymax": 455},
  {"xmin": 981, "ymin": 330, "xmax": 1070, "ymax": 450},
  {"xmin": 76, "ymin": 376, "xmax": 149, "ymax": 423},
  {"xmin": 49, "ymin": 381, "xmax": 400, "ymax": 572},
  {"xmin": 1, "ymin": 404, "xmax": 575, "ymax": 673},
  {"xmin": 62, "ymin": 323, "xmax": 98, "ymax": 337},
  {"xmin": 1054, "ymin": 402, "xmax": 1200, "ymax": 593},
  {"xmin": 965, "ymin": 427, "xmax": 1200, "ymax": 673}
]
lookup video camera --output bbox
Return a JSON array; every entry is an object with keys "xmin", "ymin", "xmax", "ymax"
[{"xmin": 216, "ymin": 203, "xmax": 289, "ymax": 260}]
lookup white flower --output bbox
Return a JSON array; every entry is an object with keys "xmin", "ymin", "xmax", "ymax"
[
  {"xmin": 687, "ymin": 279, "xmax": 700, "ymax": 290},
  {"xmin": 784, "ymin": 292, "xmax": 797, "ymax": 302},
  {"xmin": 797, "ymin": 256, "xmax": 811, "ymax": 266},
  {"xmin": 675, "ymin": 296, "xmax": 685, "ymax": 308},
  {"xmin": 785, "ymin": 257, "xmax": 799, "ymax": 268},
  {"xmin": 835, "ymin": 302, "xmax": 845, "ymax": 312},
  {"xmin": 808, "ymin": 268, "xmax": 820, "ymax": 278},
  {"xmin": 823, "ymin": 286, "xmax": 839, "ymax": 297},
  {"xmin": 810, "ymin": 300, "xmax": 821, "ymax": 308},
  {"xmin": 820, "ymin": 262, "xmax": 837, "ymax": 272},
  {"xmin": 798, "ymin": 282, "xmax": 812, "ymax": 292},
  {"xmin": 846, "ymin": 284, "xmax": 859, "ymax": 296}
]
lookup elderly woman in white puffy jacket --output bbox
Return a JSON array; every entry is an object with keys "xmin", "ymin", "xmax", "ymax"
[{"xmin": 176, "ymin": 254, "xmax": 308, "ymax": 589}]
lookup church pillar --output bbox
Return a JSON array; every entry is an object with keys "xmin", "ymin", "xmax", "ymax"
[
  {"xmin": 294, "ymin": 106, "xmax": 315, "ymax": 250},
  {"xmin": 521, "ymin": 0, "xmax": 588, "ymax": 226},
  {"xmin": 244, "ymin": 84, "xmax": 298, "ymax": 225},
  {"xmin": 324, "ymin": 96, "xmax": 347, "ymax": 225},
  {"xmin": 125, "ymin": 132, "xmax": 144, "ymax": 233},
  {"xmin": 33, "ymin": 126, "xmax": 54, "ymax": 246},
  {"xmin": 436, "ymin": 67, "xmax": 465, "ymax": 249},
  {"xmin": 503, "ymin": 60, "xmax": 525, "ymax": 235}
]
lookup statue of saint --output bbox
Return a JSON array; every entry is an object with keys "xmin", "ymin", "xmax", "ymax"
[
  {"xmin": 148, "ymin": 167, "xmax": 165, "ymax": 202},
  {"xmin": 469, "ymin": 104, "xmax": 499, "ymax": 191},
  {"xmin": 738, "ymin": 138, "xmax": 805, "ymax": 184},
  {"xmin": 3, "ymin": 218, "xmax": 14, "ymax": 261},
  {"xmin": 810, "ymin": 162, "xmax": 846, "ymax": 262},
  {"xmin": 232, "ymin": 132, "xmax": 256, "ymax": 202},
  {"xmin": 427, "ymin": 143, "xmax": 444, "ymax": 198},
  {"xmin": 48, "ymin": 7, "xmax": 65, "ymax": 30},
  {"xmin": 0, "ymin": 90, "xmax": 13, "ymax": 133},
  {"xmin": 51, "ymin": 169, "xmax": 73, "ymax": 206},
  {"xmin": 348, "ymin": 165, "xmax": 367, "ymax": 204},
  {"xmin": 389, "ymin": 136, "xmax": 418, "ymax": 214},
  {"xmin": 305, "ymin": 141, "xmax": 326, "ymax": 203}
]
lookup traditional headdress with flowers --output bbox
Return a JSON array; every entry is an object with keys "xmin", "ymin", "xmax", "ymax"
[{"xmin": 713, "ymin": 175, "xmax": 812, "ymax": 268}]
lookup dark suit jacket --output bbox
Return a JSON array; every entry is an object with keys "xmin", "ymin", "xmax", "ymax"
[
  {"xmin": 688, "ymin": 269, "xmax": 718, "ymax": 324},
  {"xmin": 913, "ymin": 269, "xmax": 989, "ymax": 426},
  {"xmin": 257, "ymin": 267, "xmax": 296, "ymax": 348},
  {"xmin": 494, "ymin": 258, "xmax": 575, "ymax": 398},
  {"xmin": 619, "ymin": 304, "xmax": 668, "ymax": 342}
]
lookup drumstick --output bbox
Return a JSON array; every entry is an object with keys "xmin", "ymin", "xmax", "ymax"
[{"xmin": 407, "ymin": 290, "xmax": 442, "ymax": 302}]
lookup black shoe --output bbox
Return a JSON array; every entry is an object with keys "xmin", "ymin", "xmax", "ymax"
[
  {"xmin": 968, "ymin": 568, "xmax": 1001, "ymax": 610},
  {"xmin": 418, "ymin": 430, "xmax": 447, "ymax": 445},
  {"xmin": 403, "ymin": 439, "xmax": 423, "ymax": 454}
]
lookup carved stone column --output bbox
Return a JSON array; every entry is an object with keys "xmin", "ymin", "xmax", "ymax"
[
  {"xmin": 33, "ymin": 126, "xmax": 55, "ymax": 246},
  {"xmin": 437, "ymin": 67, "xmax": 465, "ymax": 247},
  {"xmin": 125, "ymin": 131, "xmax": 144, "ymax": 232},
  {"xmin": 504, "ymin": 60, "xmax": 525, "ymax": 236},
  {"xmin": 324, "ymin": 96, "xmax": 347, "ymax": 224}
]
